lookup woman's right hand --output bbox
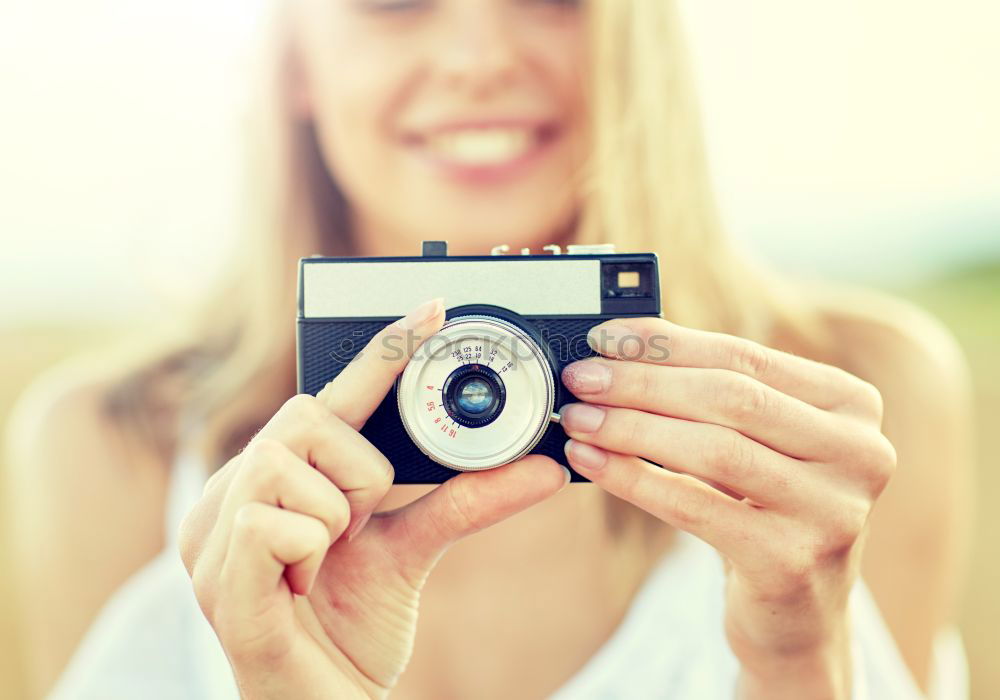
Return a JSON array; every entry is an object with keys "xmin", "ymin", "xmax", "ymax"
[{"xmin": 178, "ymin": 299, "xmax": 570, "ymax": 699}]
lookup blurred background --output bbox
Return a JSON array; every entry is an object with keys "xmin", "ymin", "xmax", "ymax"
[{"xmin": 1, "ymin": 0, "xmax": 997, "ymax": 697}]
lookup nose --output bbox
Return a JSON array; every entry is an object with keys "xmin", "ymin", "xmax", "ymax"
[{"xmin": 432, "ymin": 4, "xmax": 521, "ymax": 98}]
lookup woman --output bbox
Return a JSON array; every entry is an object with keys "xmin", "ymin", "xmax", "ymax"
[{"xmin": 5, "ymin": 0, "xmax": 974, "ymax": 698}]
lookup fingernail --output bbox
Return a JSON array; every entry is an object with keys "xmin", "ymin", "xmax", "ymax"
[
  {"xmin": 560, "ymin": 466, "xmax": 573, "ymax": 488},
  {"xmin": 565, "ymin": 439, "xmax": 608, "ymax": 471},
  {"xmin": 562, "ymin": 361, "xmax": 612, "ymax": 394},
  {"xmin": 559, "ymin": 403, "xmax": 606, "ymax": 433},
  {"xmin": 346, "ymin": 512, "xmax": 371, "ymax": 543},
  {"xmin": 587, "ymin": 324, "xmax": 641, "ymax": 359},
  {"xmin": 398, "ymin": 299, "xmax": 443, "ymax": 331}
]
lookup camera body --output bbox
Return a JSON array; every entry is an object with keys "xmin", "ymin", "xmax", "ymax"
[{"xmin": 296, "ymin": 241, "xmax": 661, "ymax": 484}]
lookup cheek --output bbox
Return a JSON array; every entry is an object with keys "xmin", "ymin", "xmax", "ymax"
[
  {"xmin": 315, "ymin": 72, "xmax": 400, "ymax": 187},
  {"xmin": 531, "ymin": 21, "xmax": 589, "ymax": 120},
  {"xmin": 322, "ymin": 78, "xmax": 419, "ymax": 231},
  {"xmin": 297, "ymin": 17, "xmax": 411, "ymax": 188},
  {"xmin": 522, "ymin": 20, "xmax": 590, "ymax": 195}
]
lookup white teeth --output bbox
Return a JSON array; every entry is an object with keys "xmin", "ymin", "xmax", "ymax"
[{"xmin": 424, "ymin": 128, "xmax": 536, "ymax": 166}]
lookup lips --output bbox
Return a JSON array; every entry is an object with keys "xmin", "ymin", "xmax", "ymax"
[
  {"xmin": 422, "ymin": 127, "xmax": 540, "ymax": 167},
  {"xmin": 402, "ymin": 121, "xmax": 560, "ymax": 182}
]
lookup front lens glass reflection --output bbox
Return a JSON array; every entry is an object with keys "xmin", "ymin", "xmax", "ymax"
[{"xmin": 457, "ymin": 378, "xmax": 492, "ymax": 415}]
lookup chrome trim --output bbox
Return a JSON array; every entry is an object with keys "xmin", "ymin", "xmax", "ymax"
[
  {"xmin": 566, "ymin": 243, "xmax": 617, "ymax": 255},
  {"xmin": 397, "ymin": 315, "xmax": 555, "ymax": 472}
]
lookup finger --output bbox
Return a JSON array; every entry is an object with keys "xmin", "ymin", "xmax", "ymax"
[
  {"xmin": 586, "ymin": 317, "xmax": 883, "ymax": 421},
  {"xmin": 378, "ymin": 456, "xmax": 570, "ymax": 576},
  {"xmin": 562, "ymin": 441, "xmax": 768, "ymax": 563},
  {"xmin": 562, "ymin": 358, "xmax": 846, "ymax": 460},
  {"xmin": 222, "ymin": 502, "xmax": 333, "ymax": 604},
  {"xmin": 317, "ymin": 298, "xmax": 446, "ymax": 430},
  {"xmin": 179, "ymin": 449, "xmax": 244, "ymax": 574},
  {"xmin": 254, "ymin": 394, "xmax": 394, "ymax": 530},
  {"xmin": 198, "ymin": 439, "xmax": 351, "ymax": 577},
  {"xmin": 188, "ymin": 393, "xmax": 396, "ymax": 573},
  {"xmin": 560, "ymin": 403, "xmax": 811, "ymax": 508}
]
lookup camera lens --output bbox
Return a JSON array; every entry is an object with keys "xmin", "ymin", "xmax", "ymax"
[
  {"xmin": 396, "ymin": 315, "xmax": 555, "ymax": 472},
  {"xmin": 457, "ymin": 379, "xmax": 491, "ymax": 414},
  {"xmin": 442, "ymin": 364, "xmax": 506, "ymax": 428}
]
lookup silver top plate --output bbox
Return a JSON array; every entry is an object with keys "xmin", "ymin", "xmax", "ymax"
[{"xmin": 302, "ymin": 259, "xmax": 602, "ymax": 318}]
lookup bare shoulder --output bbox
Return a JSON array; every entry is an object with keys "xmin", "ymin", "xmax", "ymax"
[
  {"xmin": 809, "ymin": 281, "xmax": 972, "ymax": 388},
  {"xmin": 5, "ymin": 360, "xmax": 171, "ymax": 527},
  {"xmin": 3, "ymin": 361, "xmax": 169, "ymax": 696},
  {"xmin": 808, "ymin": 282, "xmax": 975, "ymax": 689}
]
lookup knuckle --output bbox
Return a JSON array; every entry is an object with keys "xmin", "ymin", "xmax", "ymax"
[
  {"xmin": 224, "ymin": 627, "xmax": 293, "ymax": 670},
  {"xmin": 201, "ymin": 462, "xmax": 228, "ymax": 496},
  {"xmin": 241, "ymin": 441, "xmax": 286, "ymax": 491},
  {"xmin": 611, "ymin": 456, "xmax": 644, "ymax": 498},
  {"xmin": 853, "ymin": 378, "xmax": 885, "ymax": 422},
  {"xmin": 307, "ymin": 515, "xmax": 334, "ymax": 552},
  {"xmin": 232, "ymin": 502, "xmax": 268, "ymax": 542},
  {"xmin": 377, "ymin": 456, "xmax": 396, "ymax": 490},
  {"xmin": 637, "ymin": 366, "xmax": 660, "ymax": 403},
  {"xmin": 246, "ymin": 436, "xmax": 285, "ymax": 463},
  {"xmin": 720, "ymin": 375, "xmax": 770, "ymax": 423},
  {"xmin": 327, "ymin": 492, "xmax": 352, "ymax": 536},
  {"xmin": 667, "ymin": 485, "xmax": 712, "ymax": 530},
  {"xmin": 840, "ymin": 427, "xmax": 898, "ymax": 494},
  {"xmin": 773, "ymin": 547, "xmax": 814, "ymax": 590},
  {"xmin": 445, "ymin": 478, "xmax": 485, "ymax": 534},
  {"xmin": 728, "ymin": 339, "xmax": 771, "ymax": 380},
  {"xmin": 864, "ymin": 433, "xmax": 898, "ymax": 494},
  {"xmin": 617, "ymin": 412, "xmax": 644, "ymax": 451},
  {"xmin": 723, "ymin": 444, "xmax": 755, "ymax": 487},
  {"xmin": 707, "ymin": 430, "xmax": 753, "ymax": 482},
  {"xmin": 361, "ymin": 451, "xmax": 396, "ymax": 491},
  {"xmin": 279, "ymin": 393, "xmax": 329, "ymax": 426},
  {"xmin": 823, "ymin": 502, "xmax": 868, "ymax": 554},
  {"xmin": 755, "ymin": 531, "xmax": 851, "ymax": 602}
]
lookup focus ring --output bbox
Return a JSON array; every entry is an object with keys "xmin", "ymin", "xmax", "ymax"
[{"xmin": 396, "ymin": 314, "xmax": 555, "ymax": 472}]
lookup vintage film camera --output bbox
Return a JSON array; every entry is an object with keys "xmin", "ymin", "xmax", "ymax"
[{"xmin": 297, "ymin": 241, "xmax": 661, "ymax": 483}]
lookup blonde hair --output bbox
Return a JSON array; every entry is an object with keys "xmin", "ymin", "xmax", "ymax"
[{"xmin": 105, "ymin": 0, "xmax": 832, "ymax": 535}]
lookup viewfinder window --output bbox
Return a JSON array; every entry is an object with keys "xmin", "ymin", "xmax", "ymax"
[{"xmin": 617, "ymin": 271, "xmax": 640, "ymax": 288}]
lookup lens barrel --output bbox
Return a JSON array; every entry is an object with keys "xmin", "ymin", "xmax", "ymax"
[
  {"xmin": 441, "ymin": 364, "xmax": 506, "ymax": 428},
  {"xmin": 396, "ymin": 314, "xmax": 555, "ymax": 471}
]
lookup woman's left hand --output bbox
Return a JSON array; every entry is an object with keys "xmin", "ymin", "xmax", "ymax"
[{"xmin": 560, "ymin": 318, "xmax": 897, "ymax": 700}]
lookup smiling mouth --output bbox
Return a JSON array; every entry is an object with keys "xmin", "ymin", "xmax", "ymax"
[{"xmin": 408, "ymin": 125, "xmax": 560, "ymax": 170}]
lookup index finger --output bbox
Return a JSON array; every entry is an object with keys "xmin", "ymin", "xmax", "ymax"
[
  {"xmin": 586, "ymin": 317, "xmax": 882, "ymax": 420},
  {"xmin": 316, "ymin": 298, "xmax": 446, "ymax": 430}
]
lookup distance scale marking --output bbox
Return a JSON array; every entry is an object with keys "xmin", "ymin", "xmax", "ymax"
[{"xmin": 397, "ymin": 315, "xmax": 555, "ymax": 471}]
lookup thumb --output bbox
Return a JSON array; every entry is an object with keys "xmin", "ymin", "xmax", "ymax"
[
  {"xmin": 316, "ymin": 298, "xmax": 445, "ymax": 430},
  {"xmin": 379, "ymin": 456, "xmax": 571, "ymax": 575}
]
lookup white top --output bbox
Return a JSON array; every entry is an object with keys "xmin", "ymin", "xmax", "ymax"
[{"xmin": 49, "ymin": 446, "xmax": 969, "ymax": 699}]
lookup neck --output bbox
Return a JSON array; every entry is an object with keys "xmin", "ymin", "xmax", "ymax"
[
  {"xmin": 379, "ymin": 481, "xmax": 676, "ymax": 596},
  {"xmin": 393, "ymin": 483, "xmax": 677, "ymax": 699}
]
